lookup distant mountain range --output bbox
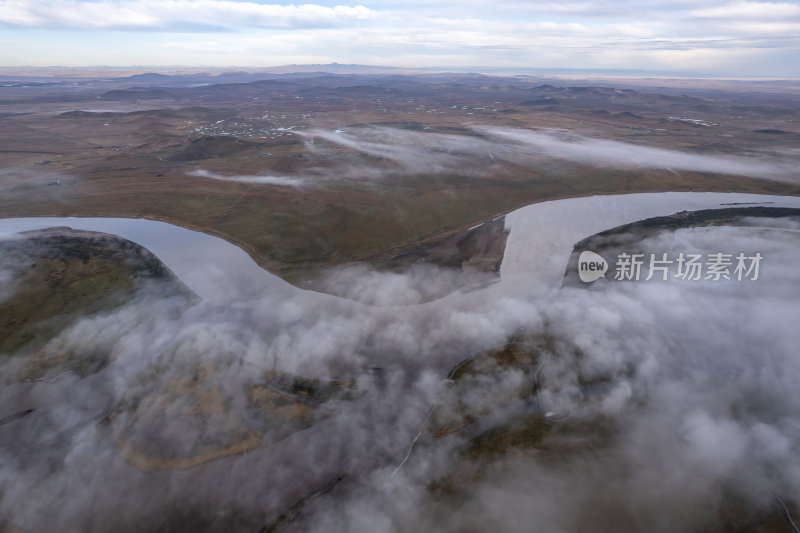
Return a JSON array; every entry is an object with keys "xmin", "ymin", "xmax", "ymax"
[{"xmin": 2, "ymin": 62, "xmax": 797, "ymax": 80}]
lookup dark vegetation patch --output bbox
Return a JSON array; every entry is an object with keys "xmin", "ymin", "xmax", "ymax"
[
  {"xmin": 0, "ymin": 227, "xmax": 191, "ymax": 379},
  {"xmin": 167, "ymin": 135, "xmax": 266, "ymax": 161}
]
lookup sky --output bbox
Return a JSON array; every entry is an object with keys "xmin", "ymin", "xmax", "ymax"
[{"xmin": 0, "ymin": 1, "xmax": 799, "ymax": 76}]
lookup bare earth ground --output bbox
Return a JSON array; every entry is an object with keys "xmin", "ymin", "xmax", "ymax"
[{"xmin": 1, "ymin": 72, "xmax": 798, "ymax": 287}]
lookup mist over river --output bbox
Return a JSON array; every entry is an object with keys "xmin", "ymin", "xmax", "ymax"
[{"xmin": 2, "ymin": 192, "xmax": 800, "ymax": 533}]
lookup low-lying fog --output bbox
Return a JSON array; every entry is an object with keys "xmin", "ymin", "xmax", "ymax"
[
  {"xmin": 189, "ymin": 126, "xmax": 800, "ymax": 186},
  {"xmin": 1, "ymin": 194, "xmax": 799, "ymax": 532}
]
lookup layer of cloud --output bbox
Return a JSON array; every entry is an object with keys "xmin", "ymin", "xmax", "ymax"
[
  {"xmin": 1, "ymin": 1, "xmax": 799, "ymax": 74},
  {"xmin": 296, "ymin": 222, "xmax": 800, "ymax": 532},
  {"xmin": 313, "ymin": 263, "xmax": 490, "ymax": 306},
  {"xmin": 2, "ymin": 206, "xmax": 800, "ymax": 532},
  {"xmin": 302, "ymin": 126, "xmax": 504, "ymax": 179},
  {"xmin": 300, "ymin": 126, "xmax": 799, "ymax": 183},
  {"xmin": 187, "ymin": 168, "xmax": 307, "ymax": 187},
  {"xmin": 0, "ymin": 0, "xmax": 376, "ymax": 30},
  {"xmin": 479, "ymin": 127, "xmax": 799, "ymax": 182}
]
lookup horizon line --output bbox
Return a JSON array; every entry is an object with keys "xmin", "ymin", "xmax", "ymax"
[{"xmin": 1, "ymin": 63, "xmax": 799, "ymax": 81}]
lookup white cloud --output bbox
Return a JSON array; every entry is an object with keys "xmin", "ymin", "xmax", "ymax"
[
  {"xmin": 690, "ymin": 1, "xmax": 800, "ymax": 19},
  {"xmin": 302, "ymin": 126, "xmax": 800, "ymax": 184},
  {"xmin": 0, "ymin": 0, "xmax": 376, "ymax": 30},
  {"xmin": 479, "ymin": 127, "xmax": 799, "ymax": 182},
  {"xmin": 3, "ymin": 198, "xmax": 800, "ymax": 531},
  {"xmin": 1, "ymin": 0, "xmax": 799, "ymax": 74},
  {"xmin": 187, "ymin": 169, "xmax": 307, "ymax": 187}
]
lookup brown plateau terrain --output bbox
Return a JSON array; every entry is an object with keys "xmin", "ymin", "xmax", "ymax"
[{"xmin": 2, "ymin": 71, "xmax": 799, "ymax": 288}]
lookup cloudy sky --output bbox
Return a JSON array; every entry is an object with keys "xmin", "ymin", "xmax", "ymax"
[{"xmin": 0, "ymin": 0, "xmax": 799, "ymax": 75}]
